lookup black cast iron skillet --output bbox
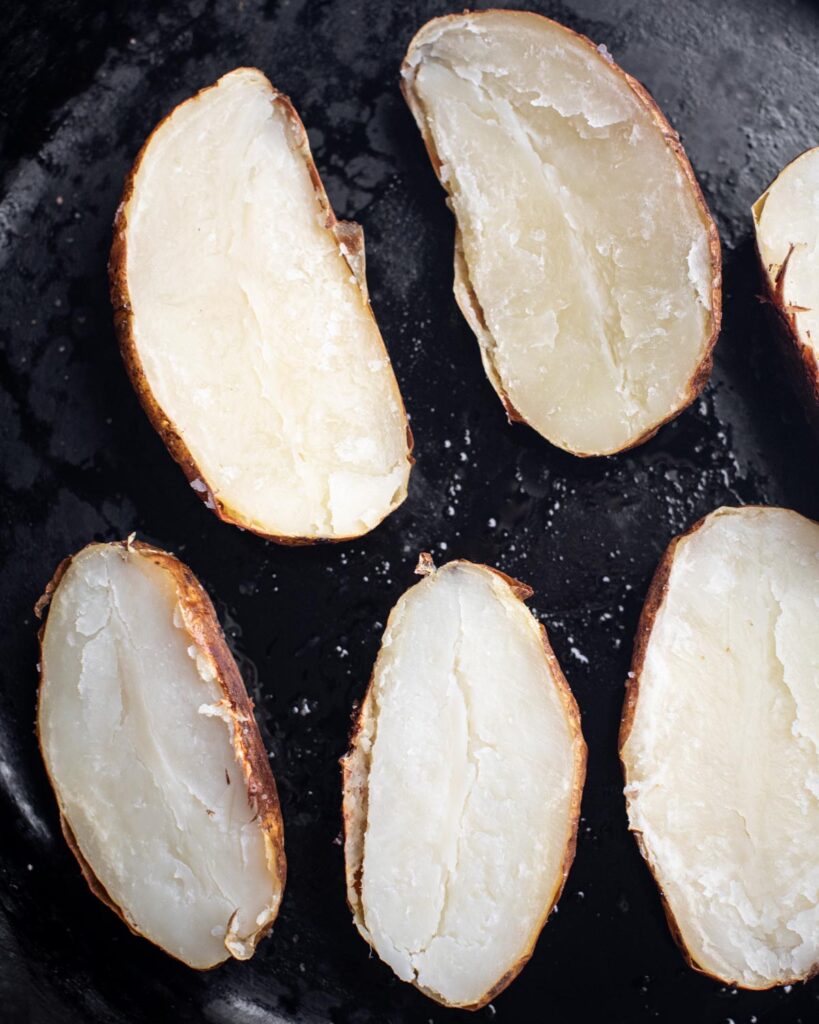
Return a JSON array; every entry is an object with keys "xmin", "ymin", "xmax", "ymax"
[{"xmin": 1, "ymin": 1, "xmax": 817, "ymax": 1021}]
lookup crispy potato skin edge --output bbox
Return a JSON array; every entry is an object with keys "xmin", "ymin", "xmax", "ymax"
[
  {"xmin": 35, "ymin": 539, "xmax": 287, "ymax": 969},
  {"xmin": 619, "ymin": 506, "xmax": 819, "ymax": 990},
  {"xmin": 340, "ymin": 557, "xmax": 588, "ymax": 1010},
  {"xmin": 109, "ymin": 69, "xmax": 413, "ymax": 544},
  {"xmin": 752, "ymin": 154, "xmax": 819, "ymax": 435},
  {"xmin": 400, "ymin": 9, "xmax": 722, "ymax": 458}
]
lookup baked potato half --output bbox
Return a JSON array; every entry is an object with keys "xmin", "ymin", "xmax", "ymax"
[
  {"xmin": 342, "ymin": 555, "xmax": 586, "ymax": 1008},
  {"xmin": 110, "ymin": 68, "xmax": 412, "ymax": 543},
  {"xmin": 37, "ymin": 539, "xmax": 286, "ymax": 968},
  {"xmin": 401, "ymin": 10, "xmax": 721, "ymax": 456},
  {"xmin": 621, "ymin": 506, "xmax": 819, "ymax": 989},
  {"xmin": 753, "ymin": 147, "xmax": 819, "ymax": 427}
]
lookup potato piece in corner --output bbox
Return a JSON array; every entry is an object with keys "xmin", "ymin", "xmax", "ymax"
[
  {"xmin": 342, "ymin": 556, "xmax": 586, "ymax": 1008},
  {"xmin": 621, "ymin": 506, "xmax": 819, "ymax": 989},
  {"xmin": 37, "ymin": 540, "xmax": 286, "ymax": 969},
  {"xmin": 402, "ymin": 11, "xmax": 721, "ymax": 456},
  {"xmin": 753, "ymin": 148, "xmax": 819, "ymax": 425},
  {"xmin": 110, "ymin": 67, "xmax": 412, "ymax": 543}
]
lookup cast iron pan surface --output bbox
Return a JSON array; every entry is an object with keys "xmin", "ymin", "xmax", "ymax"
[{"xmin": 1, "ymin": 0, "xmax": 818, "ymax": 1021}]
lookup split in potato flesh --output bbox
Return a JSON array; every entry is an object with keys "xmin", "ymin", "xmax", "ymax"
[
  {"xmin": 621, "ymin": 506, "xmax": 819, "ymax": 988},
  {"xmin": 402, "ymin": 12, "xmax": 720, "ymax": 456},
  {"xmin": 37, "ymin": 542, "xmax": 285, "ymax": 968},
  {"xmin": 343, "ymin": 559, "xmax": 585, "ymax": 1008},
  {"xmin": 113, "ymin": 68, "xmax": 411, "ymax": 541}
]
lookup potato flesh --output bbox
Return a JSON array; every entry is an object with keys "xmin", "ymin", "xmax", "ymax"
[
  {"xmin": 39, "ymin": 545, "xmax": 278, "ymax": 968},
  {"xmin": 405, "ymin": 14, "xmax": 714, "ymax": 455},
  {"xmin": 125, "ymin": 69, "xmax": 409, "ymax": 538},
  {"xmin": 755, "ymin": 148, "xmax": 819, "ymax": 366},
  {"xmin": 349, "ymin": 563, "xmax": 577, "ymax": 1006},
  {"xmin": 622, "ymin": 508, "xmax": 819, "ymax": 987}
]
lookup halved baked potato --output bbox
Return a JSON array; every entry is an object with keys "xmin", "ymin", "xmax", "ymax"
[
  {"xmin": 621, "ymin": 506, "xmax": 819, "ymax": 989},
  {"xmin": 37, "ymin": 539, "xmax": 286, "ymax": 968},
  {"xmin": 753, "ymin": 148, "xmax": 819, "ymax": 426},
  {"xmin": 402, "ymin": 11, "xmax": 721, "ymax": 456},
  {"xmin": 111, "ymin": 68, "xmax": 412, "ymax": 543},
  {"xmin": 342, "ymin": 555, "xmax": 586, "ymax": 1008}
]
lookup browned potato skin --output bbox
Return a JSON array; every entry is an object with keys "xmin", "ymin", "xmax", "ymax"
[
  {"xmin": 401, "ymin": 10, "xmax": 722, "ymax": 457},
  {"xmin": 753, "ymin": 159, "xmax": 819, "ymax": 434},
  {"xmin": 35, "ymin": 539, "xmax": 287, "ymax": 968},
  {"xmin": 341, "ymin": 556, "xmax": 588, "ymax": 1010},
  {"xmin": 618, "ymin": 509, "xmax": 819, "ymax": 989},
  {"xmin": 109, "ymin": 71, "xmax": 413, "ymax": 544}
]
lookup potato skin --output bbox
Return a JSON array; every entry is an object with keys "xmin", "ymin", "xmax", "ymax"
[
  {"xmin": 109, "ymin": 70, "xmax": 412, "ymax": 544},
  {"xmin": 619, "ymin": 507, "xmax": 819, "ymax": 989},
  {"xmin": 401, "ymin": 10, "xmax": 722, "ymax": 458},
  {"xmin": 752, "ymin": 159, "xmax": 819, "ymax": 435},
  {"xmin": 341, "ymin": 556, "xmax": 587, "ymax": 1010},
  {"xmin": 35, "ymin": 539, "xmax": 286, "ymax": 968}
]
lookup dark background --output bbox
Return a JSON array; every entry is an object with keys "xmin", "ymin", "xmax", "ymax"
[{"xmin": 1, "ymin": 0, "xmax": 818, "ymax": 1021}]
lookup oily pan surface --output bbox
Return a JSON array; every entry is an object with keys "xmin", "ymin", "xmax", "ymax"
[{"xmin": 0, "ymin": 0, "xmax": 818, "ymax": 1022}]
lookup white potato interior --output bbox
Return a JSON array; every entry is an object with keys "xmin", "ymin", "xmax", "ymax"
[
  {"xmin": 404, "ymin": 13, "xmax": 715, "ymax": 455},
  {"xmin": 754, "ymin": 147, "xmax": 819, "ymax": 367},
  {"xmin": 39, "ymin": 544, "xmax": 280, "ymax": 968},
  {"xmin": 347, "ymin": 562, "xmax": 580, "ymax": 1007},
  {"xmin": 622, "ymin": 507, "xmax": 819, "ymax": 987},
  {"xmin": 124, "ymin": 68, "xmax": 409, "ymax": 539}
]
